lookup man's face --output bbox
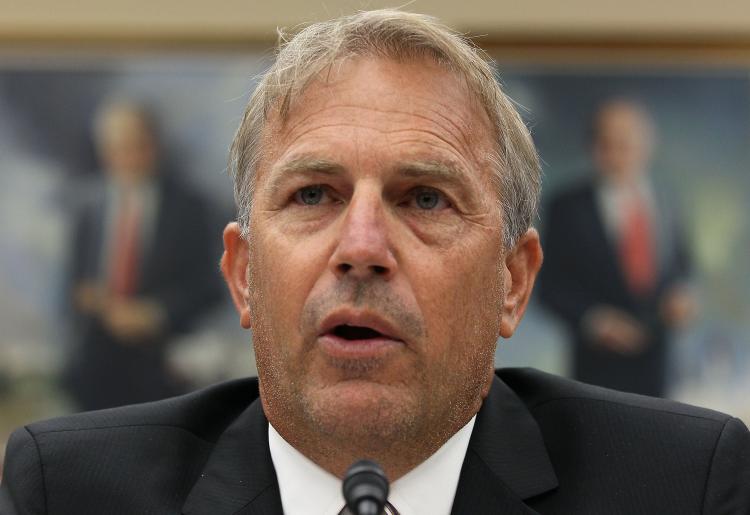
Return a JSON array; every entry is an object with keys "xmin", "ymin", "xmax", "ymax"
[
  {"xmin": 593, "ymin": 103, "xmax": 653, "ymax": 183},
  {"xmin": 224, "ymin": 57, "xmax": 537, "ymax": 460},
  {"xmin": 99, "ymin": 110, "xmax": 158, "ymax": 184}
]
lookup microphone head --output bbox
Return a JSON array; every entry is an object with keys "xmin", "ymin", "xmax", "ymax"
[{"xmin": 342, "ymin": 459, "xmax": 389, "ymax": 515}]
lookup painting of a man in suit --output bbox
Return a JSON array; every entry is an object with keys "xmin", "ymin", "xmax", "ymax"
[
  {"xmin": 539, "ymin": 99, "xmax": 697, "ymax": 397},
  {"xmin": 61, "ymin": 101, "xmax": 222, "ymax": 411}
]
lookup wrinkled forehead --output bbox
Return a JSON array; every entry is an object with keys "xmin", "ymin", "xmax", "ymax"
[
  {"xmin": 280, "ymin": 48, "xmax": 489, "ymax": 115},
  {"xmin": 258, "ymin": 55, "xmax": 495, "ymax": 170}
]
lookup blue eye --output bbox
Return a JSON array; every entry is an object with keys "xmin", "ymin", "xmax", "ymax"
[
  {"xmin": 415, "ymin": 189, "xmax": 439, "ymax": 209},
  {"xmin": 411, "ymin": 187, "xmax": 448, "ymax": 210},
  {"xmin": 294, "ymin": 185, "xmax": 325, "ymax": 205}
]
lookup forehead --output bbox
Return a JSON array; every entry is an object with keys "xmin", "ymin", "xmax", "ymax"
[{"xmin": 259, "ymin": 56, "xmax": 495, "ymax": 179}]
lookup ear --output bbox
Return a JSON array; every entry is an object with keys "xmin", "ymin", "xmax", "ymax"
[
  {"xmin": 221, "ymin": 222, "xmax": 252, "ymax": 329},
  {"xmin": 499, "ymin": 228, "xmax": 543, "ymax": 339}
]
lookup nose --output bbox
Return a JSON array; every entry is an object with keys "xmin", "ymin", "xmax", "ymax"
[{"xmin": 329, "ymin": 187, "xmax": 397, "ymax": 281}]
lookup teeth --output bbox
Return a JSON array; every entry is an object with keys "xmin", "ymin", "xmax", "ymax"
[{"xmin": 333, "ymin": 325, "xmax": 383, "ymax": 340}]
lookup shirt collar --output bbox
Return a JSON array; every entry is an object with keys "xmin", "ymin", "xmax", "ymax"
[
  {"xmin": 595, "ymin": 174, "xmax": 655, "ymax": 240},
  {"xmin": 268, "ymin": 416, "xmax": 476, "ymax": 515}
]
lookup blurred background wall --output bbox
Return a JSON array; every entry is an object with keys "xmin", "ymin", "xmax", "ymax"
[
  {"xmin": 1, "ymin": 0, "xmax": 749, "ymax": 467},
  {"xmin": 3, "ymin": 0, "xmax": 750, "ymax": 43}
]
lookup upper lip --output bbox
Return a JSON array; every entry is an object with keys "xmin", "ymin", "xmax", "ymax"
[{"xmin": 318, "ymin": 309, "xmax": 404, "ymax": 342}]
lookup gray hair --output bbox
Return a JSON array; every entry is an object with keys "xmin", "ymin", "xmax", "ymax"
[{"xmin": 229, "ymin": 9, "xmax": 540, "ymax": 248}]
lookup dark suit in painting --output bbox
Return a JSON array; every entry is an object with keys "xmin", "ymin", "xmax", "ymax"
[
  {"xmin": 538, "ymin": 180, "xmax": 691, "ymax": 396},
  {"xmin": 2, "ymin": 368, "xmax": 749, "ymax": 514},
  {"xmin": 62, "ymin": 174, "xmax": 222, "ymax": 410}
]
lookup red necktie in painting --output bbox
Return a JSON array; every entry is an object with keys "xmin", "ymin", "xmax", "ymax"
[
  {"xmin": 109, "ymin": 193, "xmax": 141, "ymax": 297},
  {"xmin": 619, "ymin": 193, "xmax": 656, "ymax": 296}
]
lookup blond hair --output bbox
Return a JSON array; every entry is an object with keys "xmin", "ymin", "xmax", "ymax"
[{"xmin": 229, "ymin": 9, "xmax": 540, "ymax": 247}]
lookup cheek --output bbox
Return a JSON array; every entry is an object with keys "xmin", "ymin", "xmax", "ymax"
[
  {"xmin": 410, "ymin": 241, "xmax": 504, "ymax": 351},
  {"xmin": 248, "ymin": 224, "xmax": 328, "ymax": 333},
  {"xmin": 249, "ymin": 226, "xmax": 330, "ymax": 386},
  {"xmin": 401, "ymin": 215, "xmax": 475, "ymax": 249}
]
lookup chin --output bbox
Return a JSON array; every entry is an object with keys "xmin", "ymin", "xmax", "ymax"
[{"xmin": 303, "ymin": 381, "xmax": 420, "ymax": 442}]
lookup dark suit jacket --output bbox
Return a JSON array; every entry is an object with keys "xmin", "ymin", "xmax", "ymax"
[
  {"xmin": 538, "ymin": 180, "xmax": 691, "ymax": 396},
  {"xmin": 2, "ymin": 368, "xmax": 748, "ymax": 514},
  {"xmin": 63, "ymin": 174, "xmax": 223, "ymax": 410}
]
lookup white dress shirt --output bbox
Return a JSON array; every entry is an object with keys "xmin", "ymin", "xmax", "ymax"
[
  {"xmin": 595, "ymin": 174, "xmax": 656, "ymax": 244},
  {"xmin": 268, "ymin": 415, "xmax": 476, "ymax": 515}
]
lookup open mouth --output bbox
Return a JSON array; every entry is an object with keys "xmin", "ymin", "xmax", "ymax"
[{"xmin": 331, "ymin": 324, "xmax": 385, "ymax": 341}]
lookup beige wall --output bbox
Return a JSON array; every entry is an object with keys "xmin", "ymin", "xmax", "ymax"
[{"xmin": 2, "ymin": 0, "xmax": 750, "ymax": 44}]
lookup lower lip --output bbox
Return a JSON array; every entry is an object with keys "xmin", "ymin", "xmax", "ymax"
[{"xmin": 317, "ymin": 334, "xmax": 403, "ymax": 359}]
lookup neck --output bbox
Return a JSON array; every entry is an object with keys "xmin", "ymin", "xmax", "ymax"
[{"xmin": 264, "ymin": 395, "xmax": 481, "ymax": 481}]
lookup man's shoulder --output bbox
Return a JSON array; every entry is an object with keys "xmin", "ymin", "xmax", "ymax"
[
  {"xmin": 157, "ymin": 173, "xmax": 210, "ymax": 209},
  {"xmin": 1, "ymin": 378, "xmax": 263, "ymax": 514},
  {"xmin": 497, "ymin": 368, "xmax": 750, "ymax": 512},
  {"xmin": 497, "ymin": 367, "xmax": 749, "ymax": 485},
  {"xmin": 543, "ymin": 180, "xmax": 597, "ymax": 224},
  {"xmin": 24, "ymin": 376, "xmax": 260, "ymax": 442},
  {"xmin": 498, "ymin": 366, "xmax": 732, "ymax": 426},
  {"xmin": 546, "ymin": 178, "xmax": 595, "ymax": 205}
]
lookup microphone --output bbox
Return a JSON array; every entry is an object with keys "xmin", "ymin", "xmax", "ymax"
[{"xmin": 342, "ymin": 459, "xmax": 390, "ymax": 515}]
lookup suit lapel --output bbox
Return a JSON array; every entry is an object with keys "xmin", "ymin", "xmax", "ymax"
[
  {"xmin": 83, "ymin": 188, "xmax": 108, "ymax": 282},
  {"xmin": 451, "ymin": 375, "xmax": 558, "ymax": 514},
  {"xmin": 182, "ymin": 397, "xmax": 283, "ymax": 515}
]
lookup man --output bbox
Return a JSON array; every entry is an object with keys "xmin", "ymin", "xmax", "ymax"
[
  {"xmin": 61, "ymin": 101, "xmax": 222, "ymax": 410},
  {"xmin": 1, "ymin": 11, "xmax": 748, "ymax": 515},
  {"xmin": 539, "ymin": 100, "xmax": 695, "ymax": 397}
]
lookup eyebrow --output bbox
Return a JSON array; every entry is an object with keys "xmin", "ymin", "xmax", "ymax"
[
  {"xmin": 266, "ymin": 156, "xmax": 471, "ymax": 195},
  {"xmin": 267, "ymin": 156, "xmax": 345, "ymax": 195},
  {"xmin": 396, "ymin": 160, "xmax": 468, "ymax": 185}
]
